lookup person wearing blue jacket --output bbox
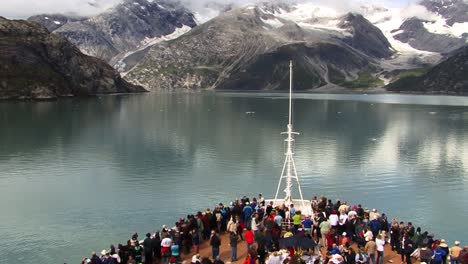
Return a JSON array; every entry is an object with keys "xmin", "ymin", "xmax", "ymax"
[
  {"xmin": 434, "ymin": 245, "xmax": 447, "ymax": 264},
  {"xmin": 368, "ymin": 216, "xmax": 381, "ymax": 237}
]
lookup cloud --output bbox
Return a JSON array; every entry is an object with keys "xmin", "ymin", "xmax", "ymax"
[
  {"xmin": 0, "ymin": 0, "xmax": 122, "ymax": 18},
  {"xmin": 401, "ymin": 4, "xmax": 439, "ymax": 20},
  {"xmin": 0, "ymin": 0, "xmax": 419, "ymax": 19}
]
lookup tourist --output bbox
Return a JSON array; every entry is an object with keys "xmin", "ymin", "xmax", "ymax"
[
  {"xmin": 330, "ymin": 243, "xmax": 341, "ymax": 255},
  {"xmin": 227, "ymin": 217, "xmax": 237, "ymax": 235},
  {"xmin": 101, "ymin": 250, "xmax": 117, "ymax": 264},
  {"xmin": 339, "ymin": 232, "xmax": 350, "ymax": 246},
  {"xmin": 459, "ymin": 246, "xmax": 468, "ymax": 264},
  {"xmin": 338, "ymin": 212, "xmax": 348, "ymax": 235},
  {"xmin": 243, "ymin": 251, "xmax": 256, "ymax": 264},
  {"xmin": 406, "ymin": 223, "xmax": 415, "ymax": 238},
  {"xmin": 152, "ymin": 233, "xmax": 162, "ymax": 262},
  {"xmin": 320, "ymin": 219, "xmax": 332, "ymax": 248},
  {"xmin": 133, "ymin": 241, "xmax": 143, "ymax": 264},
  {"xmin": 368, "ymin": 216, "xmax": 380, "ymax": 238},
  {"xmin": 237, "ymin": 215, "xmax": 245, "ymax": 241},
  {"xmin": 364, "ymin": 238, "xmax": 376, "ymax": 264},
  {"xmin": 390, "ymin": 219, "xmax": 400, "ymax": 251},
  {"xmin": 89, "ymin": 251, "xmax": 103, "ymax": 264},
  {"xmin": 110, "ymin": 252, "xmax": 121, "ymax": 264},
  {"xmin": 283, "ymin": 227, "xmax": 293, "ymax": 238},
  {"xmin": 355, "ymin": 248, "xmax": 367, "ymax": 264},
  {"xmin": 266, "ymin": 251, "xmax": 284, "ymax": 264},
  {"xmin": 412, "ymin": 227, "xmax": 422, "ymax": 247},
  {"xmin": 347, "ymin": 247, "xmax": 357, "ymax": 264},
  {"xmin": 330, "ymin": 210, "xmax": 339, "ymax": 231},
  {"xmin": 401, "ymin": 233, "xmax": 414, "ymax": 264},
  {"xmin": 274, "ymin": 211, "xmax": 283, "ymax": 227},
  {"xmin": 171, "ymin": 241, "xmax": 180, "ymax": 264},
  {"xmin": 143, "ymin": 233, "xmax": 153, "ymax": 264},
  {"xmin": 229, "ymin": 231, "xmax": 238, "ymax": 261},
  {"xmin": 290, "ymin": 204, "xmax": 296, "ymax": 218},
  {"xmin": 210, "ymin": 230, "xmax": 221, "ymax": 260},
  {"xmin": 419, "ymin": 244, "xmax": 433, "ymax": 264},
  {"xmin": 433, "ymin": 245, "xmax": 448, "ymax": 264},
  {"xmin": 375, "ymin": 234, "xmax": 385, "ymax": 264},
  {"xmin": 364, "ymin": 227, "xmax": 373, "ymax": 242},
  {"xmin": 245, "ymin": 227, "xmax": 255, "ymax": 251},
  {"xmin": 252, "ymin": 214, "xmax": 261, "ymax": 234},
  {"xmin": 161, "ymin": 233, "xmax": 172, "ymax": 264},
  {"xmin": 450, "ymin": 241, "xmax": 462, "ymax": 264},
  {"xmin": 369, "ymin": 209, "xmax": 379, "ymax": 221},
  {"xmin": 192, "ymin": 230, "xmax": 201, "ymax": 254},
  {"xmin": 440, "ymin": 239, "xmax": 450, "ymax": 264},
  {"xmin": 302, "ymin": 215, "xmax": 313, "ymax": 235},
  {"xmin": 292, "ymin": 211, "xmax": 301, "ymax": 231},
  {"xmin": 244, "ymin": 202, "xmax": 254, "ymax": 229}
]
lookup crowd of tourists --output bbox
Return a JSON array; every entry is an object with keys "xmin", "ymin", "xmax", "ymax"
[{"xmin": 80, "ymin": 194, "xmax": 467, "ymax": 264}]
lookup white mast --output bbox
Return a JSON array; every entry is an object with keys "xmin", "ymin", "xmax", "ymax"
[{"xmin": 273, "ymin": 61, "xmax": 306, "ymax": 209}]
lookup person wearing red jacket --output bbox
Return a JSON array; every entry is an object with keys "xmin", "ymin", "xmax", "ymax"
[{"xmin": 245, "ymin": 227, "xmax": 255, "ymax": 251}]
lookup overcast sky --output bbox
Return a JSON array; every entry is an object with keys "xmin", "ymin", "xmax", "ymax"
[{"xmin": 1, "ymin": 0, "xmax": 416, "ymax": 19}]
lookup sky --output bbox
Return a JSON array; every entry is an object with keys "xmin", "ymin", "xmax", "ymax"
[{"xmin": 0, "ymin": 0, "xmax": 418, "ymax": 19}]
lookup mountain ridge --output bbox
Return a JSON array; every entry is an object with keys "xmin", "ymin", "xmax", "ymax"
[{"xmin": 0, "ymin": 17, "xmax": 146, "ymax": 100}]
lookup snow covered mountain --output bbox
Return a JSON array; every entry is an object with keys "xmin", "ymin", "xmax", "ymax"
[
  {"xmin": 124, "ymin": 5, "xmax": 392, "ymax": 90},
  {"xmin": 23, "ymin": 0, "xmax": 468, "ymax": 91},
  {"xmin": 362, "ymin": 0, "xmax": 468, "ymax": 54},
  {"xmin": 28, "ymin": 0, "xmax": 196, "ymax": 62}
]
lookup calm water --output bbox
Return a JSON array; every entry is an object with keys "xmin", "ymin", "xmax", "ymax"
[{"xmin": 1, "ymin": 92, "xmax": 468, "ymax": 263}]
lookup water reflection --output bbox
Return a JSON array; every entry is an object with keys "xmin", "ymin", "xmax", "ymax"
[{"xmin": 0, "ymin": 93, "xmax": 467, "ymax": 264}]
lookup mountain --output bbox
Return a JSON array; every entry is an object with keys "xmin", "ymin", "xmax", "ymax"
[
  {"xmin": 27, "ymin": 14, "xmax": 87, "ymax": 31},
  {"xmin": 124, "ymin": 6, "xmax": 391, "ymax": 90},
  {"xmin": 391, "ymin": 17, "xmax": 467, "ymax": 53},
  {"xmin": 421, "ymin": 0, "xmax": 468, "ymax": 26},
  {"xmin": 386, "ymin": 45, "xmax": 468, "ymax": 94},
  {"xmin": 338, "ymin": 13, "xmax": 393, "ymax": 58},
  {"xmin": 29, "ymin": 0, "xmax": 197, "ymax": 62},
  {"xmin": 0, "ymin": 17, "xmax": 146, "ymax": 100}
]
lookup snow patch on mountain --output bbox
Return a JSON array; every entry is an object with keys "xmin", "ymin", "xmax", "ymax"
[
  {"xmin": 423, "ymin": 19, "xmax": 468, "ymax": 37},
  {"xmin": 140, "ymin": 24, "xmax": 192, "ymax": 46},
  {"xmin": 260, "ymin": 17, "xmax": 284, "ymax": 29},
  {"xmin": 115, "ymin": 25, "xmax": 192, "ymax": 73},
  {"xmin": 259, "ymin": 3, "xmax": 352, "ymax": 36}
]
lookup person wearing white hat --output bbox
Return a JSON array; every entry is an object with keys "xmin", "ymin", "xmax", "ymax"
[
  {"xmin": 450, "ymin": 241, "xmax": 462, "ymax": 264},
  {"xmin": 440, "ymin": 239, "xmax": 450, "ymax": 264}
]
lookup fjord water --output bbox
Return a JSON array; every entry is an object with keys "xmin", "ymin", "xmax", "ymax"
[{"xmin": 1, "ymin": 92, "xmax": 468, "ymax": 263}]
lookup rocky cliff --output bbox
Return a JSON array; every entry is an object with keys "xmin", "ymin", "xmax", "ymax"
[
  {"xmin": 338, "ymin": 13, "xmax": 393, "ymax": 58},
  {"xmin": 0, "ymin": 17, "xmax": 146, "ymax": 100},
  {"xmin": 386, "ymin": 45, "xmax": 468, "ymax": 94}
]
